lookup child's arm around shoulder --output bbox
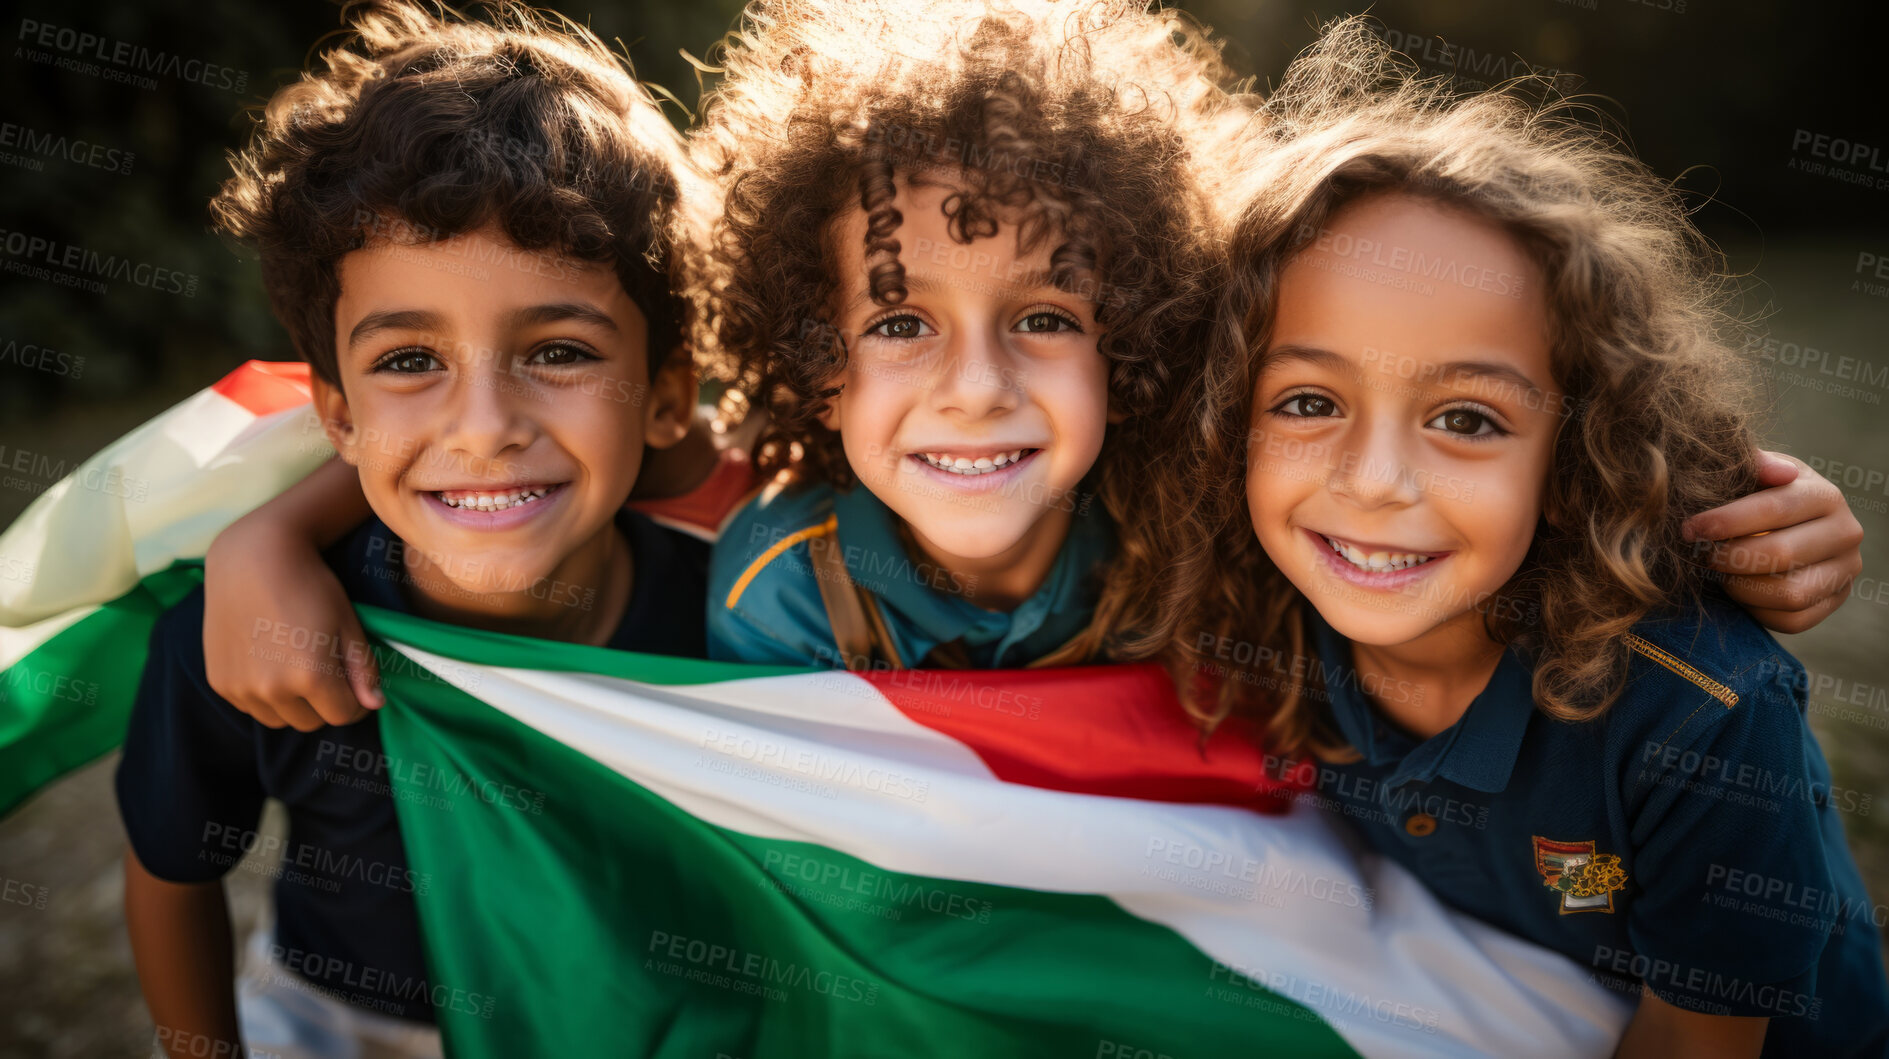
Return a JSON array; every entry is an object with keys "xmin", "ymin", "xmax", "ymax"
[
  {"xmin": 202, "ymin": 457, "xmax": 378, "ymax": 730},
  {"xmin": 706, "ymin": 483, "xmax": 842, "ymax": 667},
  {"xmin": 203, "ymin": 414, "xmax": 744, "ymax": 730}
]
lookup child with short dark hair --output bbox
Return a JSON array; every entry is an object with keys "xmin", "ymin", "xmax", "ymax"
[
  {"xmin": 118, "ymin": 3, "xmax": 703, "ymax": 1054},
  {"xmin": 1154, "ymin": 21, "xmax": 1887, "ymax": 1056}
]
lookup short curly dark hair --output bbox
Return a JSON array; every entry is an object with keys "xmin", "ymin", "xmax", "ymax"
[
  {"xmin": 692, "ymin": 0, "xmax": 1251, "ymax": 500},
  {"xmin": 210, "ymin": 0, "xmax": 692, "ymax": 388}
]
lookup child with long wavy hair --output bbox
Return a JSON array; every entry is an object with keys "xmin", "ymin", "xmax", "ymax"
[
  {"xmin": 691, "ymin": 0, "xmax": 1245, "ymax": 670},
  {"xmin": 1147, "ymin": 21, "xmax": 1887, "ymax": 1057}
]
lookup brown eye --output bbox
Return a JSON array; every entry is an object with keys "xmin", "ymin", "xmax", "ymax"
[
  {"xmin": 1428, "ymin": 408, "xmax": 1501, "ymax": 437},
  {"xmin": 1279, "ymin": 394, "xmax": 1336, "ymax": 418},
  {"xmin": 529, "ymin": 343, "xmax": 597, "ymax": 366},
  {"xmin": 378, "ymin": 350, "xmax": 441, "ymax": 374},
  {"xmin": 868, "ymin": 314, "xmax": 929, "ymax": 340},
  {"xmin": 1016, "ymin": 310, "xmax": 1079, "ymax": 333}
]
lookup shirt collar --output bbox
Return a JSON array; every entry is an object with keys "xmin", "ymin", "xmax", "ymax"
[
  {"xmin": 334, "ymin": 509, "xmax": 705, "ymax": 657},
  {"xmin": 1305, "ymin": 608, "xmax": 1534, "ymax": 793},
  {"xmin": 829, "ymin": 485, "xmax": 1110, "ymax": 667}
]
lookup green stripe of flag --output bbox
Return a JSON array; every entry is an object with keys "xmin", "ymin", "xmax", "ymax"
[
  {"xmin": 0, "ymin": 563, "xmax": 203, "ymax": 815},
  {"xmin": 360, "ymin": 603, "xmax": 810, "ymax": 685}
]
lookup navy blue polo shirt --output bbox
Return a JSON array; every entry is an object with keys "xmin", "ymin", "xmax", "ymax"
[
  {"xmin": 116, "ymin": 508, "xmax": 707, "ymax": 1023},
  {"xmin": 707, "ymin": 480, "xmax": 1111, "ymax": 668},
  {"xmin": 1288, "ymin": 598, "xmax": 1889, "ymax": 1055}
]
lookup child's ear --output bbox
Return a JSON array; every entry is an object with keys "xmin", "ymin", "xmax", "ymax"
[
  {"xmin": 310, "ymin": 374, "xmax": 360, "ymax": 465},
  {"xmin": 815, "ymin": 387, "xmax": 843, "ymax": 432},
  {"xmin": 642, "ymin": 345, "xmax": 695, "ymax": 451}
]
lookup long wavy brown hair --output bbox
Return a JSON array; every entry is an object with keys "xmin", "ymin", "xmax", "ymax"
[
  {"xmin": 690, "ymin": 0, "xmax": 1253, "ymax": 659},
  {"xmin": 210, "ymin": 0, "xmax": 696, "ymax": 387},
  {"xmin": 1125, "ymin": 19, "xmax": 1762, "ymax": 756}
]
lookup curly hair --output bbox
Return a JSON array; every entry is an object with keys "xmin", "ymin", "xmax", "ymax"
[
  {"xmin": 210, "ymin": 0, "xmax": 695, "ymax": 388},
  {"xmin": 692, "ymin": 2, "xmax": 1249, "ymax": 642},
  {"xmin": 1131, "ymin": 18, "xmax": 1762, "ymax": 756}
]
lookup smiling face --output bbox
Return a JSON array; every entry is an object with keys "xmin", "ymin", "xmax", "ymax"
[
  {"xmin": 1246, "ymin": 192, "xmax": 1561, "ymax": 651},
  {"xmin": 820, "ymin": 176, "xmax": 1111, "ymax": 586},
  {"xmin": 314, "ymin": 222, "xmax": 691, "ymax": 618}
]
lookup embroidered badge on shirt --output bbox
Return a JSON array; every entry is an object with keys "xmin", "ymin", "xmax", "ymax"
[{"xmin": 1533, "ymin": 837, "xmax": 1628, "ymax": 913}]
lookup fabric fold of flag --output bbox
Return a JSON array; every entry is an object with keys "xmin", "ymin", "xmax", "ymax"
[
  {"xmin": 364, "ymin": 606, "xmax": 1629, "ymax": 1058},
  {"xmin": 0, "ymin": 361, "xmax": 325, "ymax": 812}
]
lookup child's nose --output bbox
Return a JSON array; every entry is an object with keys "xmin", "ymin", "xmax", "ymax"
[
  {"xmin": 439, "ymin": 360, "xmax": 537, "ymax": 460},
  {"xmin": 1328, "ymin": 423, "xmax": 1423, "ymax": 509},
  {"xmin": 927, "ymin": 329, "xmax": 1021, "ymax": 420}
]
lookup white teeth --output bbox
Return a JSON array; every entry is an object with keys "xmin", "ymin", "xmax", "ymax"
[
  {"xmin": 919, "ymin": 449, "xmax": 1030, "ymax": 476},
  {"xmin": 440, "ymin": 487, "xmax": 551, "ymax": 511},
  {"xmin": 1323, "ymin": 535, "xmax": 1433, "ymax": 573}
]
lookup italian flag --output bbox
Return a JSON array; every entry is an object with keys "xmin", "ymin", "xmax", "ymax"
[{"xmin": 0, "ymin": 364, "xmax": 1630, "ymax": 1057}]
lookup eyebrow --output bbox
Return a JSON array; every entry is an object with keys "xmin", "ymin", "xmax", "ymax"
[
  {"xmin": 507, "ymin": 301, "xmax": 620, "ymax": 333},
  {"xmin": 345, "ymin": 302, "xmax": 618, "ymax": 350},
  {"xmin": 346, "ymin": 308, "xmax": 442, "ymax": 350},
  {"xmin": 1262, "ymin": 343, "xmax": 1547, "ymax": 397}
]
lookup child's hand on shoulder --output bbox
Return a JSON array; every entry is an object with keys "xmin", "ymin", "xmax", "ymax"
[
  {"xmin": 202, "ymin": 461, "xmax": 382, "ymax": 730},
  {"xmin": 204, "ymin": 519, "xmax": 380, "ymax": 729},
  {"xmin": 1683, "ymin": 449, "xmax": 1865, "ymax": 634}
]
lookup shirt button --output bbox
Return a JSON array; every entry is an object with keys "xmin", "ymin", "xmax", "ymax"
[{"xmin": 1404, "ymin": 812, "xmax": 1438, "ymax": 837}]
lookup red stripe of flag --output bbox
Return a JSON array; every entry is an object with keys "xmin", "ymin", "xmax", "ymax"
[
  {"xmin": 863, "ymin": 664, "xmax": 1305, "ymax": 810},
  {"xmin": 210, "ymin": 361, "xmax": 312, "ymax": 417}
]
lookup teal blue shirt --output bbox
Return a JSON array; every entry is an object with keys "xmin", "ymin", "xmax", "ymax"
[{"xmin": 707, "ymin": 481, "xmax": 1111, "ymax": 668}]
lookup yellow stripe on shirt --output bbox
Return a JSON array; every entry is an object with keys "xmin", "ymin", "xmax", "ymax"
[
  {"xmin": 1625, "ymin": 632, "xmax": 1740, "ymax": 708},
  {"xmin": 724, "ymin": 514, "xmax": 839, "ymax": 610}
]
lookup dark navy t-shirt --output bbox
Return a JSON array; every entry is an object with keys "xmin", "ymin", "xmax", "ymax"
[{"xmin": 115, "ymin": 509, "xmax": 707, "ymax": 1023}]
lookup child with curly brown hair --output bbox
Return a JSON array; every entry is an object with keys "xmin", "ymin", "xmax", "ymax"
[
  {"xmin": 1150, "ymin": 20, "xmax": 1887, "ymax": 1056},
  {"xmin": 694, "ymin": 0, "xmax": 1247, "ymax": 669}
]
